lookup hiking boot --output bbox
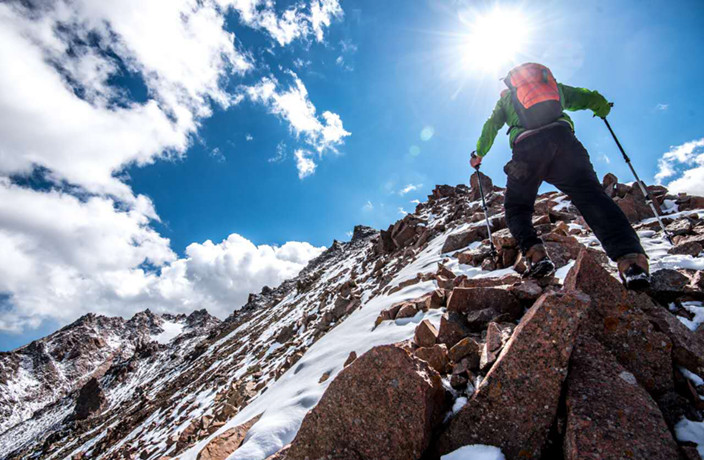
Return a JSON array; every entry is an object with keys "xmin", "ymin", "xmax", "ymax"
[
  {"xmin": 523, "ymin": 244, "xmax": 555, "ymax": 279},
  {"xmin": 617, "ymin": 253, "xmax": 651, "ymax": 291}
]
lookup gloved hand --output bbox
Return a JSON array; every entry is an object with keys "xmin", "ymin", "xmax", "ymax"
[
  {"xmin": 470, "ymin": 152, "xmax": 482, "ymax": 169},
  {"xmin": 593, "ymin": 98, "xmax": 612, "ymax": 119}
]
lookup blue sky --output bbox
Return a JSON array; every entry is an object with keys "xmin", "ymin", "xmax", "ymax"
[{"xmin": 1, "ymin": 0, "xmax": 703, "ymax": 350}]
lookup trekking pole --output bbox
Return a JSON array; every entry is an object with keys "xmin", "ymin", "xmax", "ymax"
[
  {"xmin": 601, "ymin": 116, "xmax": 674, "ymax": 244},
  {"xmin": 471, "ymin": 153, "xmax": 498, "ymax": 257}
]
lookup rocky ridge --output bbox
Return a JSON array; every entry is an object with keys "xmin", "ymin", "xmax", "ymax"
[{"xmin": 1, "ymin": 172, "xmax": 703, "ymax": 460}]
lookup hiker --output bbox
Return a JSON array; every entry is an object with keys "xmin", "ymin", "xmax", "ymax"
[{"xmin": 470, "ymin": 62, "xmax": 650, "ymax": 289}]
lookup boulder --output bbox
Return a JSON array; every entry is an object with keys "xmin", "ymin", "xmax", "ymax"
[
  {"xmin": 415, "ymin": 344, "xmax": 449, "ymax": 374},
  {"xmin": 669, "ymin": 240, "xmax": 704, "ymax": 256},
  {"xmin": 469, "ymin": 171, "xmax": 493, "ymax": 201},
  {"xmin": 434, "ymin": 291, "xmax": 589, "ymax": 459},
  {"xmin": 645, "ymin": 305, "xmax": 704, "ymax": 376},
  {"xmin": 448, "ymin": 337, "xmax": 480, "ymax": 364},
  {"xmin": 71, "ymin": 377, "xmax": 107, "ymax": 421},
  {"xmin": 437, "ymin": 312, "xmax": 472, "ymax": 348},
  {"xmin": 287, "ymin": 345, "xmax": 448, "ymax": 460},
  {"xmin": 377, "ymin": 226, "xmax": 396, "ymax": 254},
  {"xmin": 650, "ymin": 269, "xmax": 691, "ymax": 302},
  {"xmin": 395, "ymin": 303, "xmax": 418, "ymax": 319},
  {"xmin": 392, "ymin": 222, "xmax": 418, "ymax": 248},
  {"xmin": 197, "ymin": 415, "xmax": 262, "ymax": 460},
  {"xmin": 507, "ymin": 279, "xmax": 543, "ymax": 301},
  {"xmin": 602, "ymin": 173, "xmax": 618, "ymax": 196},
  {"xmin": 414, "ymin": 319, "xmax": 438, "ymax": 348},
  {"xmin": 465, "ymin": 308, "xmax": 506, "ymax": 331},
  {"xmin": 441, "ymin": 226, "xmax": 488, "ymax": 253},
  {"xmin": 564, "ymin": 249, "xmax": 674, "ymax": 394},
  {"xmin": 564, "ymin": 337, "xmax": 679, "ymax": 460},
  {"xmin": 446, "ymin": 287, "xmax": 522, "ymax": 319},
  {"xmin": 457, "ymin": 246, "xmax": 493, "ymax": 266}
]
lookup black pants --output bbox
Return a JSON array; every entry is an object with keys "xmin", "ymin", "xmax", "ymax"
[{"xmin": 504, "ymin": 124, "xmax": 644, "ymax": 261}]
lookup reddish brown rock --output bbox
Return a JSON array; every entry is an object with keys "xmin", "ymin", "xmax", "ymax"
[
  {"xmin": 71, "ymin": 377, "xmax": 107, "ymax": 421},
  {"xmin": 446, "ymin": 287, "xmax": 522, "ymax": 319},
  {"xmin": 670, "ymin": 240, "xmax": 704, "ymax": 256},
  {"xmin": 448, "ymin": 337, "xmax": 479, "ymax": 363},
  {"xmin": 645, "ymin": 305, "xmax": 704, "ymax": 375},
  {"xmin": 434, "ymin": 291, "xmax": 589, "ymax": 459},
  {"xmin": 419, "ymin": 289, "xmax": 446, "ymax": 310},
  {"xmin": 564, "ymin": 338, "xmax": 679, "ymax": 460},
  {"xmin": 415, "ymin": 344, "xmax": 449, "ymax": 374},
  {"xmin": 441, "ymin": 226, "xmax": 488, "ymax": 253},
  {"xmin": 287, "ymin": 345, "xmax": 448, "ymax": 460},
  {"xmin": 395, "ymin": 303, "xmax": 418, "ymax": 319},
  {"xmin": 491, "ymin": 228, "xmax": 516, "ymax": 248},
  {"xmin": 602, "ymin": 172, "xmax": 618, "ymax": 195},
  {"xmin": 465, "ymin": 308, "xmax": 504, "ymax": 331},
  {"xmin": 457, "ymin": 247, "xmax": 492, "ymax": 266},
  {"xmin": 564, "ymin": 249, "xmax": 674, "ymax": 394},
  {"xmin": 344, "ymin": 351, "xmax": 357, "ymax": 367},
  {"xmin": 459, "ymin": 274, "xmax": 522, "ymax": 288},
  {"xmin": 437, "ymin": 264, "xmax": 456, "ymax": 279},
  {"xmin": 508, "ymin": 279, "xmax": 543, "ymax": 301},
  {"xmin": 650, "ymin": 268, "xmax": 692, "ymax": 302},
  {"xmin": 437, "ymin": 312, "xmax": 472, "ymax": 348},
  {"xmin": 469, "ymin": 171, "xmax": 493, "ymax": 201},
  {"xmin": 197, "ymin": 414, "xmax": 262, "ymax": 460},
  {"xmin": 414, "ymin": 319, "xmax": 439, "ymax": 348}
]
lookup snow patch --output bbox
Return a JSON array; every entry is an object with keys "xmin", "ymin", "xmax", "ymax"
[
  {"xmin": 152, "ymin": 321, "xmax": 184, "ymax": 344},
  {"xmin": 676, "ymin": 418, "xmax": 704, "ymax": 458},
  {"xmin": 441, "ymin": 444, "xmax": 506, "ymax": 460}
]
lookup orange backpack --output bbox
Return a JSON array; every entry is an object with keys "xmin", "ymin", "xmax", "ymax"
[{"xmin": 504, "ymin": 63, "xmax": 563, "ymax": 129}]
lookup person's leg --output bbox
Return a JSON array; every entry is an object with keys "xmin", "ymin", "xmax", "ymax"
[
  {"xmin": 545, "ymin": 128, "xmax": 645, "ymax": 261},
  {"xmin": 503, "ymin": 136, "xmax": 552, "ymax": 254}
]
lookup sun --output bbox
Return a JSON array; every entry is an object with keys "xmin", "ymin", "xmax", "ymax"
[{"xmin": 460, "ymin": 5, "xmax": 533, "ymax": 76}]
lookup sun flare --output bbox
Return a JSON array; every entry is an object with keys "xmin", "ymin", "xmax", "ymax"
[{"xmin": 460, "ymin": 6, "xmax": 533, "ymax": 76}]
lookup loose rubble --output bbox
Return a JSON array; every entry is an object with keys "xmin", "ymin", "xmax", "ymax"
[{"xmin": 1, "ymin": 175, "xmax": 703, "ymax": 460}]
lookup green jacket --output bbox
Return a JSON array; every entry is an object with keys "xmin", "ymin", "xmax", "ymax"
[{"xmin": 475, "ymin": 83, "xmax": 611, "ymax": 157}]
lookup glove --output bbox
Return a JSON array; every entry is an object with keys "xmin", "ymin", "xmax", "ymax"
[
  {"xmin": 593, "ymin": 99, "xmax": 612, "ymax": 119},
  {"xmin": 470, "ymin": 152, "xmax": 482, "ymax": 169}
]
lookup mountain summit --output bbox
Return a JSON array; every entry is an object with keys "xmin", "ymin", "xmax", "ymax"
[{"xmin": 1, "ymin": 173, "xmax": 703, "ymax": 460}]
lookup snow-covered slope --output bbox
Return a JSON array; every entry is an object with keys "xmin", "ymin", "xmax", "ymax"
[{"xmin": 2, "ymin": 174, "xmax": 704, "ymax": 460}]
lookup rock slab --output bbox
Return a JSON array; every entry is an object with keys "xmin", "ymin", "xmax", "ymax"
[
  {"xmin": 434, "ymin": 290, "xmax": 589, "ymax": 459},
  {"xmin": 564, "ymin": 337, "xmax": 679, "ymax": 460},
  {"xmin": 564, "ymin": 249, "xmax": 673, "ymax": 394},
  {"xmin": 286, "ymin": 344, "xmax": 447, "ymax": 460}
]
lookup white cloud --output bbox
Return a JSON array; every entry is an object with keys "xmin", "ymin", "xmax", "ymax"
[
  {"xmin": 399, "ymin": 183, "xmax": 422, "ymax": 195},
  {"xmin": 269, "ymin": 142, "xmax": 288, "ymax": 163},
  {"xmin": 221, "ymin": 0, "xmax": 342, "ymax": 46},
  {"xmin": 398, "ymin": 207, "xmax": 408, "ymax": 216},
  {"xmin": 0, "ymin": 179, "xmax": 325, "ymax": 332},
  {"xmin": 362, "ymin": 201, "xmax": 374, "ymax": 211},
  {"xmin": 210, "ymin": 147, "xmax": 226, "ymax": 162},
  {"xmin": 410, "ymin": 199, "xmax": 420, "ymax": 204},
  {"xmin": 0, "ymin": 0, "xmax": 344, "ymax": 334},
  {"xmin": 294, "ymin": 150, "xmax": 317, "ymax": 178},
  {"xmin": 246, "ymin": 133, "xmax": 254, "ymax": 141},
  {"xmin": 655, "ymin": 137, "xmax": 704, "ymax": 196},
  {"xmin": 656, "ymin": 103, "xmax": 669, "ymax": 111},
  {"xmin": 600, "ymin": 154, "xmax": 611, "ymax": 164},
  {"xmin": 244, "ymin": 73, "xmax": 350, "ymax": 173},
  {"xmin": 0, "ymin": 0, "xmax": 251, "ymax": 200}
]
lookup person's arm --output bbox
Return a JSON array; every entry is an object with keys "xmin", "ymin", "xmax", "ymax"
[
  {"xmin": 559, "ymin": 83, "xmax": 611, "ymax": 118},
  {"xmin": 476, "ymin": 98, "xmax": 506, "ymax": 158}
]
